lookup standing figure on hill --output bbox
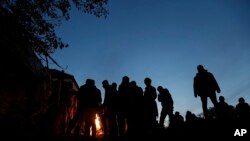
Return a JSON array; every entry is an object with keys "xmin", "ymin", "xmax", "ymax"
[
  {"xmin": 235, "ymin": 97, "xmax": 250, "ymax": 127},
  {"xmin": 157, "ymin": 86, "xmax": 174, "ymax": 128},
  {"xmin": 216, "ymin": 96, "xmax": 233, "ymax": 121},
  {"xmin": 78, "ymin": 79, "xmax": 102, "ymax": 140},
  {"xmin": 143, "ymin": 77, "xmax": 158, "ymax": 133},
  {"xmin": 102, "ymin": 80, "xmax": 118, "ymax": 139},
  {"xmin": 117, "ymin": 76, "xmax": 130, "ymax": 137},
  {"xmin": 193, "ymin": 64, "xmax": 221, "ymax": 119}
]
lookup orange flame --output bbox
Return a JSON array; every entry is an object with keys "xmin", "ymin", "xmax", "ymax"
[
  {"xmin": 95, "ymin": 114, "xmax": 101, "ymax": 130},
  {"xmin": 90, "ymin": 114, "xmax": 104, "ymax": 137}
]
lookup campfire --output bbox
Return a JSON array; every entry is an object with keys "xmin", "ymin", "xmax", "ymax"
[
  {"xmin": 90, "ymin": 113, "xmax": 104, "ymax": 137},
  {"xmin": 95, "ymin": 113, "xmax": 104, "ymax": 136}
]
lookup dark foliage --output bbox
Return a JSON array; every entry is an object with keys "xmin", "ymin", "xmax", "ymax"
[{"xmin": 0, "ymin": 0, "xmax": 109, "ymax": 55}]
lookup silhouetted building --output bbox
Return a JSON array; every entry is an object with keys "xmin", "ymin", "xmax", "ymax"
[{"xmin": 0, "ymin": 37, "xmax": 50, "ymax": 139}]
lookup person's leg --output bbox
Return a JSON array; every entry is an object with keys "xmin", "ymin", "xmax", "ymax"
[
  {"xmin": 200, "ymin": 96, "xmax": 208, "ymax": 119},
  {"xmin": 117, "ymin": 113, "xmax": 126, "ymax": 137},
  {"xmin": 159, "ymin": 109, "xmax": 167, "ymax": 128},
  {"xmin": 168, "ymin": 111, "xmax": 174, "ymax": 127},
  {"xmin": 209, "ymin": 93, "xmax": 218, "ymax": 108}
]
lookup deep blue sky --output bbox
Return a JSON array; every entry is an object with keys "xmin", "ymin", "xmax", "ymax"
[{"xmin": 50, "ymin": 0, "xmax": 250, "ymax": 118}]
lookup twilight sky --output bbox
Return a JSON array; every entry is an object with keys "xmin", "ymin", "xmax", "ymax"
[{"xmin": 50, "ymin": 0, "xmax": 250, "ymax": 118}]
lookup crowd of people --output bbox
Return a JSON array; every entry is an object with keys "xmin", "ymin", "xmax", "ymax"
[{"xmin": 57, "ymin": 65, "xmax": 250, "ymax": 140}]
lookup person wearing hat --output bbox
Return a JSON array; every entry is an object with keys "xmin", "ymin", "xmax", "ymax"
[{"xmin": 193, "ymin": 65, "xmax": 221, "ymax": 119}]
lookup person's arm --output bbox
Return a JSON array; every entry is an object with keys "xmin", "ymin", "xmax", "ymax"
[
  {"xmin": 158, "ymin": 94, "xmax": 162, "ymax": 102},
  {"xmin": 211, "ymin": 73, "xmax": 221, "ymax": 93},
  {"xmin": 193, "ymin": 77, "xmax": 198, "ymax": 97}
]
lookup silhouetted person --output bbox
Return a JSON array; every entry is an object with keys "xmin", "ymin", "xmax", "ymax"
[
  {"xmin": 216, "ymin": 96, "xmax": 239, "ymax": 133},
  {"xmin": 126, "ymin": 80, "xmax": 144, "ymax": 137},
  {"xmin": 102, "ymin": 80, "xmax": 111, "ymax": 138},
  {"xmin": 110, "ymin": 82, "xmax": 119, "ymax": 138},
  {"xmin": 184, "ymin": 110, "xmax": 201, "ymax": 136},
  {"xmin": 193, "ymin": 65, "xmax": 221, "ymax": 119},
  {"xmin": 68, "ymin": 79, "xmax": 91, "ymax": 139},
  {"xmin": 143, "ymin": 77, "xmax": 158, "ymax": 134},
  {"xmin": 157, "ymin": 86, "xmax": 173, "ymax": 128},
  {"xmin": 215, "ymin": 96, "xmax": 229, "ymax": 120},
  {"xmin": 185, "ymin": 110, "xmax": 198, "ymax": 128},
  {"xmin": 171, "ymin": 111, "xmax": 184, "ymax": 128},
  {"xmin": 77, "ymin": 79, "xmax": 102, "ymax": 140},
  {"xmin": 185, "ymin": 111, "xmax": 192, "ymax": 126},
  {"xmin": 117, "ymin": 76, "xmax": 130, "ymax": 137},
  {"xmin": 102, "ymin": 80, "xmax": 117, "ymax": 139},
  {"xmin": 216, "ymin": 96, "xmax": 231, "ymax": 121},
  {"xmin": 235, "ymin": 97, "xmax": 250, "ymax": 128}
]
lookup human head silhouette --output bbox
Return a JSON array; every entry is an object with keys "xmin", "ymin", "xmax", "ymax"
[
  {"xmin": 144, "ymin": 77, "xmax": 151, "ymax": 86},
  {"xmin": 197, "ymin": 64, "xmax": 206, "ymax": 73},
  {"xmin": 111, "ymin": 82, "xmax": 117, "ymax": 89},
  {"xmin": 239, "ymin": 97, "xmax": 245, "ymax": 103},
  {"xmin": 102, "ymin": 80, "xmax": 109, "ymax": 88},
  {"xmin": 130, "ymin": 80, "xmax": 136, "ymax": 86},
  {"xmin": 219, "ymin": 96, "xmax": 225, "ymax": 102},
  {"xmin": 86, "ymin": 79, "xmax": 92, "ymax": 85},
  {"xmin": 122, "ymin": 76, "xmax": 129, "ymax": 83},
  {"xmin": 157, "ymin": 86, "xmax": 163, "ymax": 92}
]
